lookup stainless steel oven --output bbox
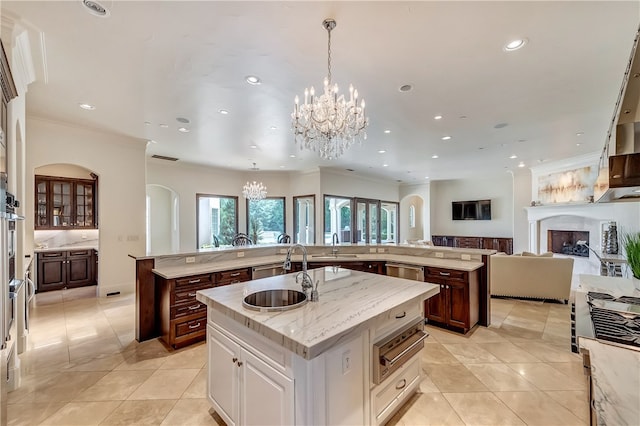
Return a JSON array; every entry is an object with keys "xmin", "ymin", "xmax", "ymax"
[{"xmin": 372, "ymin": 318, "xmax": 428, "ymax": 384}]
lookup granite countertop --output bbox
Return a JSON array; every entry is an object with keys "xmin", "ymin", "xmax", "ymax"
[
  {"xmin": 34, "ymin": 246, "xmax": 98, "ymax": 253},
  {"xmin": 153, "ymin": 253, "xmax": 483, "ymax": 279},
  {"xmin": 196, "ymin": 267, "xmax": 439, "ymax": 360}
]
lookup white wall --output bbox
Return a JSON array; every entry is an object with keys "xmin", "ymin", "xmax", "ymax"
[
  {"xmin": 430, "ymin": 174, "xmax": 514, "ymax": 238},
  {"xmin": 25, "ymin": 117, "xmax": 147, "ymax": 296},
  {"xmin": 146, "ymin": 160, "xmax": 292, "ymax": 251},
  {"xmin": 400, "ymin": 183, "xmax": 431, "ymax": 242},
  {"xmin": 512, "ymin": 169, "xmax": 532, "ymax": 253}
]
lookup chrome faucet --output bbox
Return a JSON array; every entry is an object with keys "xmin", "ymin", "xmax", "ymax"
[
  {"xmin": 332, "ymin": 232, "xmax": 339, "ymax": 256},
  {"xmin": 283, "ymin": 244, "xmax": 319, "ymax": 301}
]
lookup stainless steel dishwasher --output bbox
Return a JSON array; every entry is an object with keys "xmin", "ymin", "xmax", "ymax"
[
  {"xmin": 385, "ymin": 263, "xmax": 425, "ymax": 281},
  {"xmin": 252, "ymin": 263, "xmax": 285, "ymax": 280}
]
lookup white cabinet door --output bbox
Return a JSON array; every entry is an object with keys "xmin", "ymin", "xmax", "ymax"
[
  {"xmin": 207, "ymin": 325, "xmax": 240, "ymax": 426},
  {"xmin": 239, "ymin": 346, "xmax": 294, "ymax": 425}
]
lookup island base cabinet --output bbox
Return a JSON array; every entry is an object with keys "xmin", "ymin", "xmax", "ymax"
[
  {"xmin": 424, "ymin": 267, "xmax": 479, "ymax": 333},
  {"xmin": 207, "ymin": 325, "xmax": 294, "ymax": 426}
]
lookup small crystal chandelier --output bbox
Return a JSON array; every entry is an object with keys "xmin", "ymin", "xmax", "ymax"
[
  {"xmin": 292, "ymin": 18, "xmax": 368, "ymax": 160},
  {"xmin": 242, "ymin": 163, "xmax": 267, "ymax": 201}
]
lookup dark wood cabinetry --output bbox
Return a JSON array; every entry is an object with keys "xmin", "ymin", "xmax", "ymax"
[
  {"xmin": 302, "ymin": 260, "xmax": 385, "ymax": 274},
  {"xmin": 424, "ymin": 266, "xmax": 479, "ymax": 333},
  {"xmin": 157, "ymin": 267, "xmax": 252, "ymax": 349},
  {"xmin": 37, "ymin": 249, "xmax": 97, "ymax": 292},
  {"xmin": 432, "ymin": 235, "xmax": 513, "ymax": 255},
  {"xmin": 35, "ymin": 175, "xmax": 97, "ymax": 230}
]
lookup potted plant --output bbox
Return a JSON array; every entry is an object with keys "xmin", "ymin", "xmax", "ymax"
[{"xmin": 621, "ymin": 231, "xmax": 640, "ymax": 288}]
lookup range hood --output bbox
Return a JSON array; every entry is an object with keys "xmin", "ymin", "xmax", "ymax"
[{"xmin": 594, "ymin": 26, "xmax": 640, "ymax": 203}]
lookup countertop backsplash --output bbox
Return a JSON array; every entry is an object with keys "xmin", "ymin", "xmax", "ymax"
[{"xmin": 34, "ymin": 229, "xmax": 99, "ymax": 250}]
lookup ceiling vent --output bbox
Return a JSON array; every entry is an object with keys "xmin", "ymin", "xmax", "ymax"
[{"xmin": 151, "ymin": 154, "xmax": 179, "ymax": 162}]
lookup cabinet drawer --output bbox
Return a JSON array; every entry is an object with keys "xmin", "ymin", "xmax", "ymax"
[
  {"xmin": 374, "ymin": 300, "xmax": 422, "ymax": 340},
  {"xmin": 40, "ymin": 251, "xmax": 64, "ymax": 258},
  {"xmin": 425, "ymin": 267, "xmax": 466, "ymax": 281},
  {"xmin": 173, "ymin": 283, "xmax": 212, "ymax": 305},
  {"xmin": 171, "ymin": 301, "xmax": 207, "ymax": 319},
  {"xmin": 374, "ymin": 356, "xmax": 421, "ymax": 423},
  {"xmin": 175, "ymin": 316, "xmax": 206, "ymax": 338},
  {"xmin": 68, "ymin": 250, "xmax": 91, "ymax": 257},
  {"xmin": 175, "ymin": 274, "xmax": 213, "ymax": 288},
  {"xmin": 217, "ymin": 268, "xmax": 251, "ymax": 285}
]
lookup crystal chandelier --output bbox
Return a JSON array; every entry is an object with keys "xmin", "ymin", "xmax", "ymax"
[
  {"xmin": 242, "ymin": 163, "xmax": 267, "ymax": 201},
  {"xmin": 292, "ymin": 18, "xmax": 368, "ymax": 160}
]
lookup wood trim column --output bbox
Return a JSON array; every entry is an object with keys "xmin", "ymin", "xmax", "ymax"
[
  {"xmin": 135, "ymin": 258, "xmax": 158, "ymax": 342},
  {"xmin": 479, "ymin": 254, "xmax": 491, "ymax": 327}
]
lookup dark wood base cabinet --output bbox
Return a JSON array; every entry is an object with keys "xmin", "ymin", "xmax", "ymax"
[
  {"xmin": 424, "ymin": 266, "xmax": 479, "ymax": 333},
  {"xmin": 157, "ymin": 267, "xmax": 251, "ymax": 349},
  {"xmin": 432, "ymin": 235, "xmax": 513, "ymax": 255},
  {"xmin": 37, "ymin": 249, "xmax": 97, "ymax": 292}
]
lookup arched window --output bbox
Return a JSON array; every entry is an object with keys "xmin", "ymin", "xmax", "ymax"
[{"xmin": 409, "ymin": 205, "xmax": 416, "ymax": 228}]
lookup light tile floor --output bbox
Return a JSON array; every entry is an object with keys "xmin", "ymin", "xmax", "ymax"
[{"xmin": 9, "ymin": 287, "xmax": 587, "ymax": 425}]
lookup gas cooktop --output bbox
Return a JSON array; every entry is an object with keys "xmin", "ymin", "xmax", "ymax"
[{"xmin": 587, "ymin": 292, "xmax": 640, "ymax": 348}]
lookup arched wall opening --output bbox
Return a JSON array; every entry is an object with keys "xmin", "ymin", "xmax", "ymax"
[
  {"xmin": 400, "ymin": 194, "xmax": 425, "ymax": 242},
  {"xmin": 146, "ymin": 184, "xmax": 179, "ymax": 254}
]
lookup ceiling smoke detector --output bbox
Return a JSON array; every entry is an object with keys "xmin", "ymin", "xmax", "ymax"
[{"xmin": 81, "ymin": 0, "xmax": 110, "ymax": 17}]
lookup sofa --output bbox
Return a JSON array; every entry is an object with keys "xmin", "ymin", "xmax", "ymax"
[{"xmin": 489, "ymin": 253, "xmax": 574, "ymax": 303}]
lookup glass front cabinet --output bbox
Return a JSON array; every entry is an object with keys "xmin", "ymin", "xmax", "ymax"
[{"xmin": 35, "ymin": 175, "xmax": 97, "ymax": 229}]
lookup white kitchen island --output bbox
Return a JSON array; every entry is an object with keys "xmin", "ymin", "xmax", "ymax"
[{"xmin": 196, "ymin": 267, "xmax": 439, "ymax": 426}]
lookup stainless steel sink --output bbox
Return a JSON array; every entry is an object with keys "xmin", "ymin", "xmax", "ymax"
[
  {"xmin": 242, "ymin": 289, "xmax": 307, "ymax": 312},
  {"xmin": 311, "ymin": 253, "xmax": 359, "ymax": 259}
]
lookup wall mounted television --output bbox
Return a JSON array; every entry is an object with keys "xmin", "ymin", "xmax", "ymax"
[{"xmin": 452, "ymin": 199, "xmax": 491, "ymax": 220}]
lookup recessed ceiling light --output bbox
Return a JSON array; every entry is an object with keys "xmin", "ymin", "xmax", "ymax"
[
  {"xmin": 218, "ymin": 109, "xmax": 229, "ymax": 115},
  {"xmin": 518, "ymin": 162, "xmax": 525, "ymax": 168},
  {"xmin": 478, "ymin": 147, "xmax": 485, "ymax": 150},
  {"xmin": 432, "ymin": 155, "xmax": 439, "ymax": 159},
  {"xmin": 576, "ymin": 132, "xmax": 584, "ymax": 136},
  {"xmin": 384, "ymin": 129, "xmax": 391, "ymax": 134},
  {"xmin": 81, "ymin": 0, "xmax": 110, "ymax": 18},
  {"xmin": 269, "ymin": 126, "xmax": 277, "ymax": 130},
  {"xmin": 509, "ymin": 154, "xmax": 518, "ymax": 159},
  {"xmin": 399, "ymin": 84, "xmax": 413, "ymax": 92},
  {"xmin": 245, "ymin": 75, "xmax": 261, "ymax": 85},
  {"xmin": 159, "ymin": 124, "xmax": 169, "ymax": 128},
  {"xmin": 441, "ymin": 136, "xmax": 451, "ymax": 141},
  {"xmin": 504, "ymin": 38, "xmax": 528, "ymax": 52},
  {"xmin": 459, "ymin": 115, "xmax": 468, "ymax": 119},
  {"xmin": 289, "ymin": 154, "xmax": 296, "ymax": 158},
  {"xmin": 177, "ymin": 127, "xmax": 190, "ymax": 133},
  {"xmin": 378, "ymin": 150, "xmax": 386, "ymax": 154},
  {"xmin": 144, "ymin": 121, "xmax": 151, "ymax": 126},
  {"xmin": 576, "ymin": 143, "xmax": 582, "ymax": 147},
  {"xmin": 250, "ymin": 145, "xmax": 257, "ymax": 149},
  {"xmin": 518, "ymin": 139, "xmax": 527, "ymax": 143},
  {"xmin": 494, "ymin": 123, "xmax": 508, "ymax": 129},
  {"xmin": 176, "ymin": 117, "xmax": 190, "ymax": 124},
  {"xmin": 383, "ymin": 164, "xmax": 389, "ymax": 167},
  {"xmin": 79, "ymin": 103, "xmax": 95, "ymax": 110},
  {"xmin": 434, "ymin": 115, "xmax": 442, "ymax": 120}
]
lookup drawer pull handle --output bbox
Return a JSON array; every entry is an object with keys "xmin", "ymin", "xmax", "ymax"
[
  {"xmin": 229, "ymin": 272, "xmax": 241, "ymax": 277},
  {"xmin": 188, "ymin": 293, "xmax": 196, "ymax": 297},
  {"xmin": 395, "ymin": 311, "xmax": 406, "ymax": 319},
  {"xmin": 396, "ymin": 379, "xmax": 407, "ymax": 390},
  {"xmin": 188, "ymin": 322, "xmax": 201, "ymax": 329},
  {"xmin": 188, "ymin": 279, "xmax": 201, "ymax": 284},
  {"xmin": 232, "ymin": 357, "xmax": 238, "ymax": 363},
  {"xmin": 439, "ymin": 272, "xmax": 451, "ymax": 276},
  {"xmin": 189, "ymin": 304, "xmax": 201, "ymax": 310}
]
